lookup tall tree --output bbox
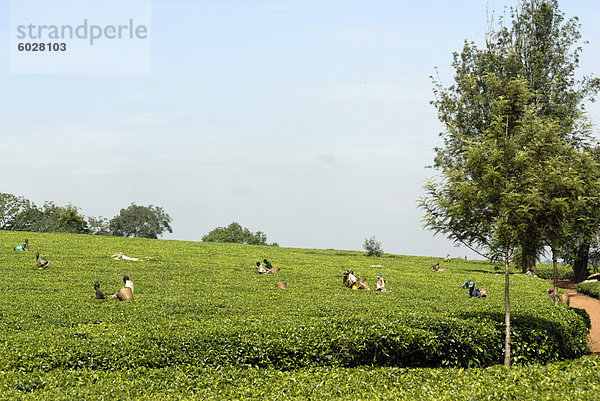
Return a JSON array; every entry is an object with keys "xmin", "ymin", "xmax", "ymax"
[
  {"xmin": 425, "ymin": 0, "xmax": 599, "ymax": 271},
  {"xmin": 202, "ymin": 222, "xmax": 270, "ymax": 245},
  {"xmin": 109, "ymin": 204, "xmax": 173, "ymax": 239},
  {"xmin": 58, "ymin": 204, "xmax": 89, "ymax": 234},
  {"xmin": 499, "ymin": 0, "xmax": 600, "ymax": 274},
  {"xmin": 423, "ymin": 73, "xmax": 538, "ymax": 366},
  {"xmin": 559, "ymin": 147, "xmax": 600, "ymax": 282},
  {"xmin": 0, "ymin": 193, "xmax": 30, "ymax": 230},
  {"xmin": 11, "ymin": 203, "xmax": 45, "ymax": 232},
  {"xmin": 87, "ymin": 216, "xmax": 111, "ymax": 235},
  {"xmin": 419, "ymin": 0, "xmax": 600, "ymax": 366},
  {"xmin": 11, "ymin": 201, "xmax": 88, "ymax": 233},
  {"xmin": 514, "ymin": 114, "xmax": 600, "ymax": 300}
]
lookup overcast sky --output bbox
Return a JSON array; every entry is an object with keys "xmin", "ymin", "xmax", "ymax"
[{"xmin": 1, "ymin": 0, "xmax": 599, "ymax": 259}]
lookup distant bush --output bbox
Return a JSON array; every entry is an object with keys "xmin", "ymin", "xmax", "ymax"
[
  {"xmin": 363, "ymin": 236, "xmax": 383, "ymax": 257},
  {"xmin": 202, "ymin": 222, "xmax": 276, "ymax": 245}
]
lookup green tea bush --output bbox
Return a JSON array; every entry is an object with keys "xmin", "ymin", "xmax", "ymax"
[
  {"xmin": 569, "ymin": 307, "xmax": 592, "ymax": 329},
  {"xmin": 577, "ymin": 281, "xmax": 600, "ymax": 299},
  {"xmin": 1, "ymin": 357, "xmax": 600, "ymax": 400},
  {"xmin": 0, "ymin": 231, "xmax": 590, "ymax": 375},
  {"xmin": 535, "ymin": 263, "xmax": 574, "ymax": 280}
]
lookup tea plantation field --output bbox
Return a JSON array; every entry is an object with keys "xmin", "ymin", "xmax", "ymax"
[{"xmin": 0, "ymin": 231, "xmax": 596, "ymax": 400}]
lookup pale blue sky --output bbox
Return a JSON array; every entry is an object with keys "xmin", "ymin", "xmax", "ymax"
[{"xmin": 1, "ymin": 1, "xmax": 599, "ymax": 258}]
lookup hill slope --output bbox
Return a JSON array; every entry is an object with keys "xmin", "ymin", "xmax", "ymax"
[{"xmin": 0, "ymin": 231, "xmax": 588, "ymax": 373}]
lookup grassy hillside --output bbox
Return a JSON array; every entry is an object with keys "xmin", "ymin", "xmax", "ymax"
[{"xmin": 0, "ymin": 231, "xmax": 593, "ymax": 399}]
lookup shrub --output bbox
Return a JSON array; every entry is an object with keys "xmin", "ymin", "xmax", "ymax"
[
  {"xmin": 570, "ymin": 307, "xmax": 592, "ymax": 329},
  {"xmin": 535, "ymin": 263, "xmax": 574, "ymax": 280},
  {"xmin": 578, "ymin": 282, "xmax": 600, "ymax": 300},
  {"xmin": 363, "ymin": 235, "xmax": 383, "ymax": 256}
]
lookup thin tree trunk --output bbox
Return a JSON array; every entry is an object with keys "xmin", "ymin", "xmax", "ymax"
[
  {"xmin": 504, "ymin": 246, "xmax": 511, "ymax": 367},
  {"xmin": 552, "ymin": 246, "xmax": 559, "ymax": 306}
]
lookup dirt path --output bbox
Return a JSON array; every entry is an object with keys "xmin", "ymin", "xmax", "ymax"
[{"xmin": 555, "ymin": 280, "xmax": 600, "ymax": 353}]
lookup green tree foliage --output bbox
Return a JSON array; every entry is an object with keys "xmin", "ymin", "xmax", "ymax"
[
  {"xmin": 425, "ymin": 0, "xmax": 599, "ymax": 273},
  {"xmin": 0, "ymin": 192, "xmax": 31, "ymax": 230},
  {"xmin": 558, "ymin": 148, "xmax": 600, "ymax": 282},
  {"xmin": 86, "ymin": 216, "xmax": 111, "ymax": 235},
  {"xmin": 503, "ymin": 0, "xmax": 600, "ymax": 275},
  {"xmin": 2, "ymin": 194, "xmax": 174, "ymax": 238},
  {"xmin": 201, "ymin": 222, "xmax": 271, "ymax": 245},
  {"xmin": 11, "ymin": 201, "xmax": 89, "ymax": 234},
  {"xmin": 363, "ymin": 235, "xmax": 383, "ymax": 256},
  {"xmin": 10, "ymin": 204, "xmax": 44, "ymax": 232},
  {"xmin": 509, "ymin": 114, "xmax": 600, "ymax": 299},
  {"xmin": 58, "ymin": 204, "xmax": 89, "ymax": 234},
  {"xmin": 109, "ymin": 203, "xmax": 173, "ymax": 239},
  {"xmin": 418, "ymin": 0, "xmax": 600, "ymax": 365}
]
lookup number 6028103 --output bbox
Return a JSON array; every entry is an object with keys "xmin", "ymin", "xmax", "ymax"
[{"xmin": 18, "ymin": 43, "xmax": 67, "ymax": 51}]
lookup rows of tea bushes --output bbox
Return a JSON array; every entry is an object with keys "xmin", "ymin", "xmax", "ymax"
[
  {"xmin": 0, "ymin": 357, "xmax": 599, "ymax": 400},
  {"xmin": 534, "ymin": 263, "xmax": 574, "ymax": 280},
  {"xmin": 0, "ymin": 231, "xmax": 590, "ymax": 374}
]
